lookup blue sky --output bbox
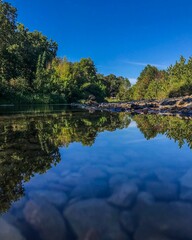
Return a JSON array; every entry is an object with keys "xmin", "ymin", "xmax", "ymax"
[{"xmin": 8, "ymin": 0, "xmax": 192, "ymax": 84}]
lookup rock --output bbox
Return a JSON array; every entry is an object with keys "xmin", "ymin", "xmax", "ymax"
[
  {"xmin": 83, "ymin": 229, "xmax": 101, "ymax": 240},
  {"xmin": 108, "ymin": 183, "xmax": 138, "ymax": 208},
  {"xmin": 25, "ymin": 172, "xmax": 60, "ymax": 189},
  {"xmin": 68, "ymin": 197, "xmax": 82, "ymax": 205},
  {"xmin": 60, "ymin": 173, "xmax": 82, "ymax": 187},
  {"xmin": 0, "ymin": 218, "xmax": 25, "ymax": 240},
  {"xmin": 161, "ymin": 99, "xmax": 177, "ymax": 106},
  {"xmin": 143, "ymin": 108, "xmax": 148, "ymax": 114},
  {"xmin": 105, "ymin": 166, "xmax": 131, "ymax": 175},
  {"xmin": 179, "ymin": 96, "xmax": 192, "ymax": 104},
  {"xmin": 138, "ymin": 169, "xmax": 157, "ymax": 181},
  {"xmin": 47, "ymin": 182, "xmax": 71, "ymax": 193},
  {"xmin": 95, "ymin": 96, "xmax": 192, "ymax": 116},
  {"xmin": 137, "ymin": 191, "xmax": 154, "ymax": 205},
  {"xmin": 120, "ymin": 211, "xmax": 136, "ymax": 233},
  {"xmin": 28, "ymin": 190, "xmax": 68, "ymax": 208},
  {"xmin": 133, "ymin": 192, "xmax": 155, "ymax": 221},
  {"xmin": 79, "ymin": 166, "xmax": 108, "ymax": 179},
  {"xmin": 186, "ymin": 103, "xmax": 192, "ymax": 109},
  {"xmin": 145, "ymin": 182, "xmax": 178, "ymax": 200},
  {"xmin": 70, "ymin": 179, "xmax": 109, "ymax": 199},
  {"xmin": 134, "ymin": 227, "xmax": 174, "ymax": 240},
  {"xmin": 2, "ymin": 213, "xmax": 31, "ymax": 239},
  {"xmin": 24, "ymin": 200, "xmax": 67, "ymax": 240},
  {"xmin": 135, "ymin": 202, "xmax": 192, "ymax": 240},
  {"xmin": 180, "ymin": 187, "xmax": 192, "ymax": 201},
  {"xmin": 64, "ymin": 199, "xmax": 129, "ymax": 240},
  {"xmin": 60, "ymin": 170, "xmax": 71, "ymax": 177},
  {"xmin": 155, "ymin": 168, "xmax": 180, "ymax": 183},
  {"xmin": 109, "ymin": 174, "xmax": 130, "ymax": 190},
  {"xmin": 180, "ymin": 169, "xmax": 192, "ymax": 188},
  {"xmin": 106, "ymin": 97, "xmax": 190, "ymax": 113}
]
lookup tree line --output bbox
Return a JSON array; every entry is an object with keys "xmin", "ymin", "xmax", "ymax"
[
  {"xmin": 128, "ymin": 56, "xmax": 192, "ymax": 100},
  {"xmin": 0, "ymin": 0, "xmax": 192, "ymax": 104},
  {"xmin": 0, "ymin": 0, "xmax": 130, "ymax": 104}
]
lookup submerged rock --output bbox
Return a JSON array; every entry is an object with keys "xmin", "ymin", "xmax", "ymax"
[
  {"xmin": 120, "ymin": 211, "xmax": 136, "ymax": 233},
  {"xmin": 2, "ymin": 212, "xmax": 31, "ymax": 238},
  {"xmin": 135, "ymin": 228, "xmax": 174, "ymax": 240},
  {"xmin": 155, "ymin": 168, "xmax": 180, "ymax": 183},
  {"xmin": 135, "ymin": 202, "xmax": 192, "ymax": 240},
  {"xmin": 180, "ymin": 169, "xmax": 192, "ymax": 188},
  {"xmin": 137, "ymin": 191, "xmax": 154, "ymax": 205},
  {"xmin": 70, "ymin": 179, "xmax": 109, "ymax": 199},
  {"xmin": 109, "ymin": 174, "xmax": 138, "ymax": 191},
  {"xmin": 60, "ymin": 173, "xmax": 82, "ymax": 187},
  {"xmin": 28, "ymin": 190, "xmax": 68, "ymax": 208},
  {"xmin": 79, "ymin": 166, "xmax": 108, "ymax": 179},
  {"xmin": 64, "ymin": 199, "xmax": 129, "ymax": 240},
  {"xmin": 24, "ymin": 200, "xmax": 67, "ymax": 240},
  {"xmin": 145, "ymin": 182, "xmax": 178, "ymax": 200},
  {"xmin": 180, "ymin": 187, "xmax": 192, "ymax": 201},
  {"xmin": 0, "ymin": 218, "xmax": 25, "ymax": 240},
  {"xmin": 108, "ymin": 183, "xmax": 138, "ymax": 208},
  {"xmin": 25, "ymin": 172, "xmax": 60, "ymax": 189}
]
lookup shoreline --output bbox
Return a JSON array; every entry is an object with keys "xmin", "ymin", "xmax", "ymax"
[{"xmin": 74, "ymin": 95, "xmax": 192, "ymax": 117}]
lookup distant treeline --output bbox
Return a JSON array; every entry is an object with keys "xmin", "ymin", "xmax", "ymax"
[
  {"xmin": 0, "ymin": 0, "xmax": 130, "ymax": 103},
  {"xmin": 0, "ymin": 0, "xmax": 192, "ymax": 104}
]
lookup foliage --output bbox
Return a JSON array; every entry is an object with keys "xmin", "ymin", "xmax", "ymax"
[
  {"xmin": 0, "ymin": 1, "xmax": 131, "ymax": 104},
  {"xmin": 128, "ymin": 56, "xmax": 192, "ymax": 100},
  {"xmin": 97, "ymin": 74, "xmax": 131, "ymax": 101},
  {"xmin": 1, "ymin": 0, "xmax": 191, "ymax": 103}
]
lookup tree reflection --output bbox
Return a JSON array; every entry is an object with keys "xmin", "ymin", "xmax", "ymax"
[
  {"xmin": 0, "ymin": 110, "xmax": 130, "ymax": 213},
  {"xmin": 0, "ymin": 110, "xmax": 191, "ymax": 214},
  {"xmin": 133, "ymin": 114, "xmax": 192, "ymax": 149}
]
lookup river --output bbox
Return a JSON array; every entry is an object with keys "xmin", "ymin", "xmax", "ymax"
[{"xmin": 0, "ymin": 105, "xmax": 192, "ymax": 240}]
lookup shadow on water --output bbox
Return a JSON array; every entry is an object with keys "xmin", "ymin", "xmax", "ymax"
[{"xmin": 0, "ymin": 105, "xmax": 192, "ymax": 240}]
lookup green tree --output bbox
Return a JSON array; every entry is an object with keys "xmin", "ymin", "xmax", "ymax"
[{"xmin": 0, "ymin": 0, "xmax": 17, "ymax": 81}]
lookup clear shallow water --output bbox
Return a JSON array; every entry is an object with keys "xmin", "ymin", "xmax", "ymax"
[{"xmin": 0, "ymin": 105, "xmax": 192, "ymax": 240}]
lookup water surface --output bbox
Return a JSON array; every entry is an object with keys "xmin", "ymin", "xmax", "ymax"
[{"xmin": 0, "ymin": 105, "xmax": 192, "ymax": 240}]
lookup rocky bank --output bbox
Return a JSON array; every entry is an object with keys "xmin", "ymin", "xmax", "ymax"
[{"xmin": 77, "ymin": 95, "xmax": 192, "ymax": 116}]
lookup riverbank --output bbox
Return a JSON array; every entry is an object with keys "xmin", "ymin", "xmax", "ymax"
[{"xmin": 75, "ymin": 95, "xmax": 192, "ymax": 117}]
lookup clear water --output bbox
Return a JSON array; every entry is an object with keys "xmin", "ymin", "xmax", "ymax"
[{"xmin": 0, "ymin": 105, "xmax": 192, "ymax": 240}]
